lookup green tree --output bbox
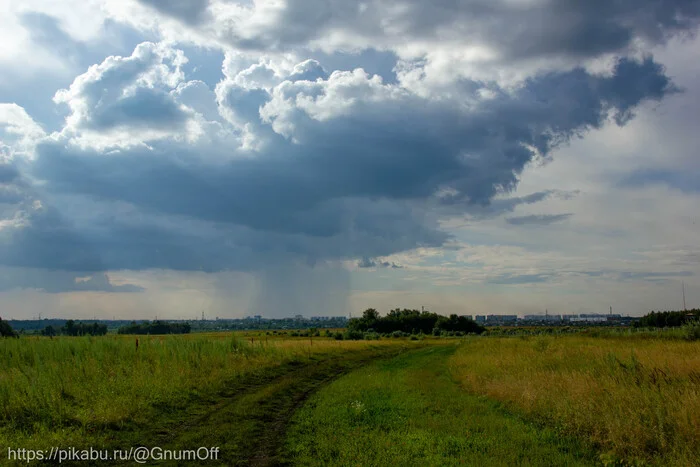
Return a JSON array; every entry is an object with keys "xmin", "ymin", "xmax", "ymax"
[{"xmin": 0, "ymin": 317, "xmax": 18, "ymax": 338}]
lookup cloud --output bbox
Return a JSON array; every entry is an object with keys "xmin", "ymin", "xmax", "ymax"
[
  {"xmin": 619, "ymin": 168, "xmax": 700, "ymax": 193},
  {"xmin": 487, "ymin": 273, "xmax": 552, "ymax": 285},
  {"xmin": 0, "ymin": 49, "xmax": 676, "ymax": 278},
  {"xmin": 617, "ymin": 270, "xmax": 694, "ymax": 281},
  {"xmin": 0, "ymin": 104, "xmax": 45, "ymax": 156},
  {"xmin": 0, "ymin": 267, "xmax": 143, "ymax": 293},
  {"xmin": 357, "ymin": 257, "xmax": 403, "ymax": 269},
  {"xmin": 1, "ymin": 2, "xmax": 698, "ymax": 302},
  {"xmin": 506, "ymin": 213, "xmax": 573, "ymax": 225},
  {"xmin": 52, "ymin": 42, "xmax": 200, "ymax": 147},
  {"xmin": 128, "ymin": 0, "xmax": 700, "ymax": 62},
  {"xmin": 138, "ymin": 0, "xmax": 212, "ymax": 25}
]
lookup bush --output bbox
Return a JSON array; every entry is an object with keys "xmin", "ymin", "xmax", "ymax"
[
  {"xmin": 343, "ymin": 330, "xmax": 364, "ymax": 341},
  {"xmin": 334, "ymin": 332, "xmax": 344, "ymax": 340},
  {"xmin": 409, "ymin": 335, "xmax": 419, "ymax": 341},
  {"xmin": 390, "ymin": 331, "xmax": 408, "ymax": 338},
  {"xmin": 0, "ymin": 318, "xmax": 18, "ymax": 338},
  {"xmin": 682, "ymin": 321, "xmax": 700, "ymax": 341},
  {"xmin": 363, "ymin": 332, "xmax": 381, "ymax": 340}
]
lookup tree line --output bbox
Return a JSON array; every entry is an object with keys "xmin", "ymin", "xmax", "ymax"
[
  {"xmin": 42, "ymin": 320, "xmax": 108, "ymax": 336},
  {"xmin": 348, "ymin": 308, "xmax": 485, "ymax": 335},
  {"xmin": 634, "ymin": 309, "xmax": 700, "ymax": 328},
  {"xmin": 117, "ymin": 321, "xmax": 191, "ymax": 335}
]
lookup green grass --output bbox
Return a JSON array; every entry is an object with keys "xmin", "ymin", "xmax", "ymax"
[
  {"xmin": 0, "ymin": 333, "xmax": 415, "ymax": 454},
  {"xmin": 285, "ymin": 344, "xmax": 595, "ymax": 466}
]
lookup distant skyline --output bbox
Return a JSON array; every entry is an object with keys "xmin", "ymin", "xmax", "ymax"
[{"xmin": 1, "ymin": 1, "xmax": 699, "ymax": 319}]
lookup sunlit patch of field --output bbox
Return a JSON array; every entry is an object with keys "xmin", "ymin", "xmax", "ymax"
[
  {"xmin": 0, "ymin": 332, "xmax": 413, "ymax": 450},
  {"xmin": 450, "ymin": 336, "xmax": 700, "ymax": 466}
]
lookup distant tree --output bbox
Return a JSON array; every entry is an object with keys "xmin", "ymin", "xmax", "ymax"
[
  {"xmin": 349, "ymin": 308, "xmax": 485, "ymax": 335},
  {"xmin": 635, "ymin": 309, "xmax": 700, "ymax": 328},
  {"xmin": 41, "ymin": 325, "xmax": 57, "ymax": 337},
  {"xmin": 0, "ymin": 317, "xmax": 18, "ymax": 338},
  {"xmin": 118, "ymin": 320, "xmax": 191, "ymax": 335},
  {"xmin": 57, "ymin": 320, "xmax": 107, "ymax": 336},
  {"xmin": 64, "ymin": 320, "xmax": 77, "ymax": 336}
]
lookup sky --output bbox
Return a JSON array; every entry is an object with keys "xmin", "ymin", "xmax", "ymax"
[{"xmin": 0, "ymin": 0, "xmax": 699, "ymax": 320}]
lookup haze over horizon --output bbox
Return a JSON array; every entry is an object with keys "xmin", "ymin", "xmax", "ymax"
[{"xmin": 1, "ymin": 0, "xmax": 699, "ymax": 320}]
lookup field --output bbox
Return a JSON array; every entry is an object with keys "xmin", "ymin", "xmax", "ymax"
[
  {"xmin": 0, "ymin": 332, "xmax": 416, "ymax": 462},
  {"xmin": 450, "ymin": 335, "xmax": 700, "ymax": 466},
  {"xmin": 1, "ymin": 331, "xmax": 699, "ymax": 465}
]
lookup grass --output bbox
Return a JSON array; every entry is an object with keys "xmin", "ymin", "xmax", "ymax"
[
  {"xmin": 449, "ymin": 335, "xmax": 700, "ymax": 466},
  {"xmin": 285, "ymin": 344, "xmax": 594, "ymax": 466},
  {"xmin": 0, "ymin": 332, "xmax": 413, "ymax": 453},
  {"xmin": 4, "ymin": 330, "xmax": 699, "ymax": 466}
]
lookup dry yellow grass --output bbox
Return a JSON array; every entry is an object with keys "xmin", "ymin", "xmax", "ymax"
[{"xmin": 449, "ymin": 336, "xmax": 700, "ymax": 465}]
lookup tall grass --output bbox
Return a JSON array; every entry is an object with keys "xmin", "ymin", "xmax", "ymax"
[
  {"xmin": 0, "ymin": 333, "xmax": 402, "ymax": 448},
  {"xmin": 450, "ymin": 336, "xmax": 700, "ymax": 465}
]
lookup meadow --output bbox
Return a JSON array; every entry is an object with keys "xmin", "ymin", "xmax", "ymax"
[
  {"xmin": 450, "ymin": 335, "xmax": 700, "ymax": 466},
  {"xmin": 2, "ymin": 329, "xmax": 699, "ymax": 465},
  {"xmin": 286, "ymin": 332, "xmax": 700, "ymax": 466},
  {"xmin": 0, "ymin": 331, "xmax": 414, "ymax": 457}
]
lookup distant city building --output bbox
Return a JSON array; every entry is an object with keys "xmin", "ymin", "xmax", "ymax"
[
  {"xmin": 523, "ymin": 314, "xmax": 562, "ymax": 322},
  {"xmin": 461, "ymin": 315, "xmax": 474, "ymax": 321},
  {"xmin": 487, "ymin": 315, "xmax": 518, "ymax": 324},
  {"xmin": 475, "ymin": 315, "xmax": 486, "ymax": 323}
]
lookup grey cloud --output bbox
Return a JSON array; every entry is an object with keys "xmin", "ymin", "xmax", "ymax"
[
  {"xmin": 618, "ymin": 271, "xmax": 694, "ymax": 281},
  {"xmin": 487, "ymin": 273, "xmax": 552, "ymax": 285},
  {"xmin": 136, "ymin": 0, "xmax": 700, "ymax": 62},
  {"xmin": 0, "ymin": 267, "xmax": 143, "ymax": 293},
  {"xmin": 506, "ymin": 214, "xmax": 573, "ymax": 226},
  {"xmin": 5, "ymin": 53, "xmax": 674, "ymax": 274},
  {"xmin": 0, "ymin": 161, "xmax": 19, "ymax": 184},
  {"xmin": 618, "ymin": 168, "xmax": 700, "ymax": 193},
  {"xmin": 139, "ymin": 0, "xmax": 211, "ymax": 24},
  {"xmin": 357, "ymin": 257, "xmax": 403, "ymax": 269}
]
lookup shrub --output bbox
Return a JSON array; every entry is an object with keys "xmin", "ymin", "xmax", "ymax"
[
  {"xmin": 0, "ymin": 318, "xmax": 18, "ymax": 338},
  {"xmin": 363, "ymin": 332, "xmax": 381, "ymax": 340},
  {"xmin": 343, "ymin": 330, "xmax": 364, "ymax": 341},
  {"xmin": 682, "ymin": 321, "xmax": 700, "ymax": 341}
]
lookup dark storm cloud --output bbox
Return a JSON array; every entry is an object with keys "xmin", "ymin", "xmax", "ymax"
[
  {"xmin": 136, "ymin": 0, "xmax": 700, "ymax": 59},
  {"xmin": 0, "ymin": 161, "xmax": 19, "ymax": 184},
  {"xmin": 139, "ymin": 0, "xmax": 212, "ymax": 25},
  {"xmin": 0, "ymin": 268, "xmax": 144, "ymax": 293},
  {"xmin": 5, "ymin": 54, "xmax": 674, "ymax": 273},
  {"xmin": 357, "ymin": 257, "xmax": 403, "ymax": 269},
  {"xmin": 506, "ymin": 214, "xmax": 573, "ymax": 226}
]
